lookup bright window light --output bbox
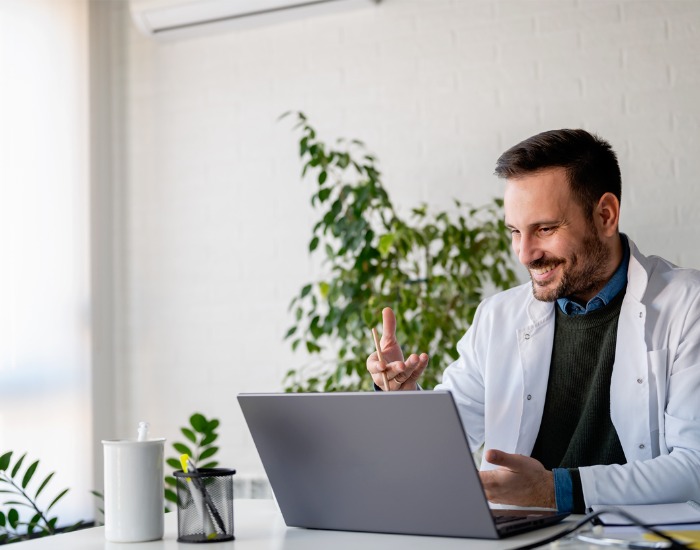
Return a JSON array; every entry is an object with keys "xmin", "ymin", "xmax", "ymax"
[{"xmin": 0, "ymin": 0, "xmax": 92, "ymax": 528}]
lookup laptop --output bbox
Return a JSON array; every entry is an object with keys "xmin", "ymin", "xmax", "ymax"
[{"xmin": 237, "ymin": 391, "xmax": 569, "ymax": 539}]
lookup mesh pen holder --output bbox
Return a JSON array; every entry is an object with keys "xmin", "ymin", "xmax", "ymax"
[{"xmin": 174, "ymin": 468, "xmax": 236, "ymax": 543}]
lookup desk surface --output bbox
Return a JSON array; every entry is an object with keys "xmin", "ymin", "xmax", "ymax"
[{"xmin": 13, "ymin": 499, "xmax": 576, "ymax": 549}]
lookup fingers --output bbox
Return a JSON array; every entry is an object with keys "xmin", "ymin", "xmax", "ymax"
[
  {"xmin": 367, "ymin": 354, "xmax": 405, "ymax": 377},
  {"xmin": 404, "ymin": 355, "xmax": 428, "ymax": 388},
  {"xmin": 367, "ymin": 351, "xmax": 396, "ymax": 373},
  {"xmin": 483, "ymin": 448, "xmax": 506, "ymax": 467},
  {"xmin": 366, "ymin": 351, "xmax": 428, "ymax": 390},
  {"xmin": 483, "ymin": 449, "xmax": 539, "ymax": 472},
  {"xmin": 381, "ymin": 307, "xmax": 397, "ymax": 348},
  {"xmin": 388, "ymin": 353, "xmax": 429, "ymax": 390}
]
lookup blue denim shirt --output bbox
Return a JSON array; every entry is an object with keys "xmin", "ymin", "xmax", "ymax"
[{"xmin": 552, "ymin": 234, "xmax": 629, "ymax": 512}]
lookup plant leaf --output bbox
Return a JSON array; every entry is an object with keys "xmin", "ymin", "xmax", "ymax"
[
  {"xmin": 22, "ymin": 460, "xmax": 39, "ymax": 489},
  {"xmin": 4, "ymin": 500, "xmax": 33, "ymax": 509},
  {"xmin": 0, "ymin": 451, "xmax": 12, "ymax": 471},
  {"xmin": 27, "ymin": 513, "xmax": 42, "ymax": 535},
  {"xmin": 200, "ymin": 432, "xmax": 218, "ymax": 446},
  {"xmin": 378, "ymin": 233, "xmax": 395, "ymax": 257},
  {"xmin": 173, "ymin": 443, "xmax": 192, "ymax": 456},
  {"xmin": 47, "ymin": 488, "xmax": 69, "ymax": 512},
  {"xmin": 8, "ymin": 508, "xmax": 19, "ymax": 529},
  {"xmin": 190, "ymin": 413, "xmax": 207, "ymax": 432},
  {"xmin": 207, "ymin": 419, "xmax": 220, "ymax": 432},
  {"xmin": 35, "ymin": 471, "xmax": 55, "ymax": 499},
  {"xmin": 198, "ymin": 447, "xmax": 218, "ymax": 461},
  {"xmin": 11, "ymin": 453, "xmax": 26, "ymax": 478},
  {"xmin": 181, "ymin": 428, "xmax": 196, "ymax": 443},
  {"xmin": 164, "ymin": 488, "xmax": 177, "ymax": 504}
]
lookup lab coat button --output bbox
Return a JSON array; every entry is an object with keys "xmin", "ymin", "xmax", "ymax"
[
  {"xmin": 637, "ymin": 378, "xmax": 643, "ymax": 384},
  {"xmin": 527, "ymin": 394, "xmax": 532, "ymax": 400},
  {"xmin": 524, "ymin": 333, "xmax": 530, "ymax": 340},
  {"xmin": 639, "ymin": 444, "xmax": 645, "ymax": 449}
]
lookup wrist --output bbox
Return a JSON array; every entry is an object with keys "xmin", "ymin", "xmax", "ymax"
[{"xmin": 541, "ymin": 470, "xmax": 556, "ymax": 509}]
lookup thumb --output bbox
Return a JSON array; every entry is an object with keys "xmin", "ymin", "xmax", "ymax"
[
  {"xmin": 484, "ymin": 449, "xmax": 519, "ymax": 470},
  {"xmin": 381, "ymin": 307, "xmax": 398, "ymax": 347}
]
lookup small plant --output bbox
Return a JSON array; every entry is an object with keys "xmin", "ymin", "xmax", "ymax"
[
  {"xmin": 0, "ymin": 451, "xmax": 81, "ymax": 543},
  {"xmin": 282, "ymin": 112, "xmax": 517, "ymax": 392},
  {"xmin": 164, "ymin": 413, "xmax": 220, "ymax": 509}
]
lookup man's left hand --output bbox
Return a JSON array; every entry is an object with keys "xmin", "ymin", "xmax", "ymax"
[{"xmin": 479, "ymin": 449, "xmax": 556, "ymax": 509}]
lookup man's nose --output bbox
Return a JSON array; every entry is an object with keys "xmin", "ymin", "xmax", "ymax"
[{"xmin": 517, "ymin": 234, "xmax": 542, "ymax": 266}]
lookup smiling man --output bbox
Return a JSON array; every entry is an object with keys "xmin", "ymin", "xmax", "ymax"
[{"xmin": 367, "ymin": 129, "xmax": 700, "ymax": 513}]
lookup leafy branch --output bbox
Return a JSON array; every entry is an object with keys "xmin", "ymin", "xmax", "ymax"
[
  {"xmin": 0, "ymin": 451, "xmax": 80, "ymax": 543},
  {"xmin": 164, "ymin": 413, "xmax": 220, "ymax": 509},
  {"xmin": 282, "ymin": 112, "xmax": 517, "ymax": 391}
]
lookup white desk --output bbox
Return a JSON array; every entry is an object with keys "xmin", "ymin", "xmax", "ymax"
[{"xmin": 13, "ymin": 499, "xmax": 577, "ymax": 549}]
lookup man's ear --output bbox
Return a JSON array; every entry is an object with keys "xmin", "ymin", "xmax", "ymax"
[{"xmin": 595, "ymin": 192, "xmax": 620, "ymax": 237}]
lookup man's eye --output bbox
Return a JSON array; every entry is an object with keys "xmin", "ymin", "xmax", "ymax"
[{"xmin": 540, "ymin": 227, "xmax": 555, "ymax": 235}]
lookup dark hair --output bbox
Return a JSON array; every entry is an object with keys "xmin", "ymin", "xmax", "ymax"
[{"xmin": 494, "ymin": 129, "xmax": 621, "ymax": 217}]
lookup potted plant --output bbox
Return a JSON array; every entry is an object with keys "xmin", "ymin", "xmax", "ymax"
[{"xmin": 282, "ymin": 113, "xmax": 517, "ymax": 392}]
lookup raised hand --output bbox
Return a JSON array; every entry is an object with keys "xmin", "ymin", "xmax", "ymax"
[{"xmin": 366, "ymin": 307, "xmax": 429, "ymax": 391}]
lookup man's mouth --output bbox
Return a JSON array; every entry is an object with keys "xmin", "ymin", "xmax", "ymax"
[
  {"xmin": 529, "ymin": 261, "xmax": 562, "ymax": 284},
  {"xmin": 531, "ymin": 265, "xmax": 557, "ymax": 276}
]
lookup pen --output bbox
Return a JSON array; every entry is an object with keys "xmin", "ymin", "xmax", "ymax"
[
  {"xmin": 371, "ymin": 327, "xmax": 390, "ymax": 392},
  {"xmin": 187, "ymin": 458, "xmax": 226, "ymax": 534}
]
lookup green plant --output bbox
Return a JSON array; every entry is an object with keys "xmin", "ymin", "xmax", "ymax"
[
  {"xmin": 164, "ymin": 413, "xmax": 220, "ymax": 509},
  {"xmin": 282, "ymin": 112, "xmax": 518, "ymax": 392},
  {"xmin": 0, "ymin": 451, "xmax": 81, "ymax": 543}
]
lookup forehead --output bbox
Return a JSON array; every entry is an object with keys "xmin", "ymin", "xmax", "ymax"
[{"xmin": 503, "ymin": 167, "xmax": 578, "ymax": 225}]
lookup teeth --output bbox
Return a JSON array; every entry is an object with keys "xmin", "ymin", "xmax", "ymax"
[{"xmin": 532, "ymin": 266, "xmax": 556, "ymax": 275}]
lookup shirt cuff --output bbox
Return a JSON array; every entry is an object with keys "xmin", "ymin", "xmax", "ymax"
[{"xmin": 553, "ymin": 468, "xmax": 573, "ymax": 513}]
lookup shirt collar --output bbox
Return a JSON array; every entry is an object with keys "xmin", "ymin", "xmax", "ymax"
[{"xmin": 557, "ymin": 234, "xmax": 629, "ymax": 316}]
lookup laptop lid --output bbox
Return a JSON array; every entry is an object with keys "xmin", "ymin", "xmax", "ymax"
[{"xmin": 237, "ymin": 391, "xmax": 568, "ymax": 539}]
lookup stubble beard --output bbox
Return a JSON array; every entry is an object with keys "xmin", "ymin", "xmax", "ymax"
[{"xmin": 529, "ymin": 226, "xmax": 611, "ymax": 303}]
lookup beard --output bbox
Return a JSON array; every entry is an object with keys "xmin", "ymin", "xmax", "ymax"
[{"xmin": 528, "ymin": 226, "xmax": 612, "ymax": 303}]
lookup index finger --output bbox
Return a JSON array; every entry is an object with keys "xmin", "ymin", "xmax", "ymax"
[{"xmin": 381, "ymin": 307, "xmax": 397, "ymax": 348}]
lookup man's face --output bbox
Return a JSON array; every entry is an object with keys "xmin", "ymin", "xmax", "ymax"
[{"xmin": 503, "ymin": 167, "xmax": 611, "ymax": 303}]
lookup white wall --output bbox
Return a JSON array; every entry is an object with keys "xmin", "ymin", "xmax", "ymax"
[{"xmin": 99, "ymin": 0, "xmax": 700, "ymax": 483}]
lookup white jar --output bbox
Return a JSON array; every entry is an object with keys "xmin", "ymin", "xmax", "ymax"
[{"xmin": 102, "ymin": 438, "xmax": 165, "ymax": 542}]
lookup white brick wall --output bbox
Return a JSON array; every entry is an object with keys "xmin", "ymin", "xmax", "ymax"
[{"xmin": 106, "ymin": 0, "xmax": 700, "ymax": 481}]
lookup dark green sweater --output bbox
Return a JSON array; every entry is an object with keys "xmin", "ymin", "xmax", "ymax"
[{"xmin": 530, "ymin": 289, "xmax": 628, "ymax": 512}]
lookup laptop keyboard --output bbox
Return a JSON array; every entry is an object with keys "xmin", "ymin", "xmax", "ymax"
[
  {"xmin": 493, "ymin": 513, "xmax": 546, "ymax": 524},
  {"xmin": 493, "ymin": 515, "xmax": 517, "ymax": 524}
]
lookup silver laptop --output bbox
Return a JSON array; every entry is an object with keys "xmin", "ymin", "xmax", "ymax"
[{"xmin": 237, "ymin": 391, "xmax": 569, "ymax": 539}]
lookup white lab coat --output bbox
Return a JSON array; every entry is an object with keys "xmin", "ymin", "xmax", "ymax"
[{"xmin": 436, "ymin": 237, "xmax": 700, "ymax": 507}]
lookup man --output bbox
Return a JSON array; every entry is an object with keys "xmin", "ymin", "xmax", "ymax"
[{"xmin": 366, "ymin": 129, "xmax": 700, "ymax": 513}]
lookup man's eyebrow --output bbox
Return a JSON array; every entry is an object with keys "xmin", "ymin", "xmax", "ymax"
[{"xmin": 505, "ymin": 220, "xmax": 563, "ymax": 230}]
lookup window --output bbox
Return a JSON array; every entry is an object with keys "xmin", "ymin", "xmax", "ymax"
[{"xmin": 0, "ymin": 0, "xmax": 92, "ymax": 527}]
